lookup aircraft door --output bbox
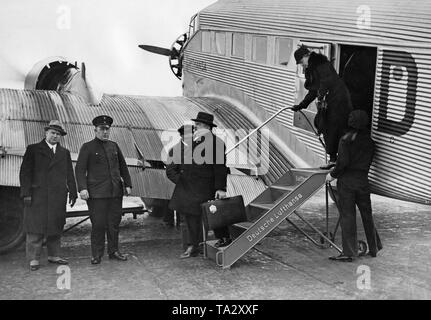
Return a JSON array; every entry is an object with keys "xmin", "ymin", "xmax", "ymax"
[{"xmin": 293, "ymin": 41, "xmax": 332, "ymax": 133}]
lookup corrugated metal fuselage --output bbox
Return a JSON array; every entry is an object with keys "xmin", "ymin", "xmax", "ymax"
[{"xmin": 181, "ymin": 0, "xmax": 431, "ymax": 205}]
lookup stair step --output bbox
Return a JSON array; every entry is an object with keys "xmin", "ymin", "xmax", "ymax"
[
  {"xmin": 249, "ymin": 202, "xmax": 273, "ymax": 210},
  {"xmin": 209, "ymin": 169, "xmax": 328, "ymax": 269},
  {"xmin": 232, "ymin": 221, "xmax": 253, "ymax": 230},
  {"xmin": 270, "ymin": 184, "xmax": 296, "ymax": 192}
]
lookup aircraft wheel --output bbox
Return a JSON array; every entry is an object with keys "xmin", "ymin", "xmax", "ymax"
[
  {"xmin": 358, "ymin": 240, "xmax": 368, "ymax": 256},
  {"xmin": 0, "ymin": 187, "xmax": 25, "ymax": 254}
]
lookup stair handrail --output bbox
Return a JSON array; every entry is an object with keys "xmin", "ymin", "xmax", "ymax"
[
  {"xmin": 297, "ymin": 109, "xmax": 326, "ymax": 150},
  {"xmin": 225, "ymin": 106, "xmax": 293, "ymax": 155}
]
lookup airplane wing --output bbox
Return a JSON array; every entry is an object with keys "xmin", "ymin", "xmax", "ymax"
[{"xmin": 0, "ymin": 88, "xmax": 291, "ymax": 202}]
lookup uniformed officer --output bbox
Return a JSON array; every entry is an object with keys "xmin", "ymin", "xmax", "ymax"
[
  {"xmin": 75, "ymin": 115, "xmax": 132, "ymax": 264},
  {"xmin": 326, "ymin": 110, "xmax": 382, "ymax": 262}
]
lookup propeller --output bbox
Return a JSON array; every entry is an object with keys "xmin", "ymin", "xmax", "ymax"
[
  {"xmin": 138, "ymin": 45, "xmax": 174, "ymax": 57},
  {"xmin": 138, "ymin": 33, "xmax": 187, "ymax": 80}
]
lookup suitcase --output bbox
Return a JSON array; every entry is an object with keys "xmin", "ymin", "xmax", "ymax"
[{"xmin": 201, "ymin": 195, "xmax": 247, "ymax": 231}]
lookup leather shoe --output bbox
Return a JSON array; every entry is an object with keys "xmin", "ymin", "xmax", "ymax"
[
  {"xmin": 180, "ymin": 246, "xmax": 198, "ymax": 259},
  {"xmin": 30, "ymin": 264, "xmax": 40, "ymax": 271},
  {"xmin": 48, "ymin": 258, "xmax": 69, "ymax": 265},
  {"xmin": 329, "ymin": 254, "xmax": 353, "ymax": 262},
  {"xmin": 367, "ymin": 251, "xmax": 377, "ymax": 257},
  {"xmin": 91, "ymin": 257, "xmax": 101, "ymax": 265},
  {"xmin": 109, "ymin": 251, "xmax": 127, "ymax": 261}
]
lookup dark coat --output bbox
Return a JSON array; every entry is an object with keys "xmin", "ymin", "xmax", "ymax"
[
  {"xmin": 330, "ymin": 129, "xmax": 375, "ymax": 187},
  {"xmin": 298, "ymin": 52, "xmax": 353, "ymax": 128},
  {"xmin": 19, "ymin": 140, "xmax": 77, "ymax": 236},
  {"xmin": 166, "ymin": 133, "xmax": 228, "ymax": 216},
  {"xmin": 75, "ymin": 138, "xmax": 132, "ymax": 199}
]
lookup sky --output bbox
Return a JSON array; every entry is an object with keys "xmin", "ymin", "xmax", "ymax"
[{"xmin": 0, "ymin": 0, "xmax": 217, "ymax": 96}]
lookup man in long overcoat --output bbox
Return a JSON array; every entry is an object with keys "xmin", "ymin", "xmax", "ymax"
[
  {"xmin": 75, "ymin": 115, "xmax": 132, "ymax": 264},
  {"xmin": 167, "ymin": 112, "xmax": 230, "ymax": 258},
  {"xmin": 292, "ymin": 46, "xmax": 353, "ymax": 168},
  {"xmin": 19, "ymin": 120, "xmax": 77, "ymax": 271}
]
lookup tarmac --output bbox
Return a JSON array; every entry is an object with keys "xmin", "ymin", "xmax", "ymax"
[{"xmin": 1, "ymin": 188, "xmax": 430, "ymax": 300}]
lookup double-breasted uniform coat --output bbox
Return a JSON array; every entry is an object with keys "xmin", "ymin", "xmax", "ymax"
[
  {"xmin": 19, "ymin": 140, "xmax": 77, "ymax": 236},
  {"xmin": 75, "ymin": 137, "xmax": 132, "ymax": 257},
  {"xmin": 75, "ymin": 138, "xmax": 131, "ymax": 199}
]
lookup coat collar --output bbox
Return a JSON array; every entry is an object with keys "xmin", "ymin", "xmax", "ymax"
[{"xmin": 36, "ymin": 139, "xmax": 65, "ymax": 167}]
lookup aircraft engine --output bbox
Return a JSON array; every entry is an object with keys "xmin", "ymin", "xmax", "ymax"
[{"xmin": 24, "ymin": 57, "xmax": 102, "ymax": 105}]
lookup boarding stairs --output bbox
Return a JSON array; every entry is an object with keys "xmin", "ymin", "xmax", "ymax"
[
  {"xmin": 204, "ymin": 167, "xmax": 341, "ymax": 268},
  {"xmin": 204, "ymin": 106, "xmax": 343, "ymax": 268}
]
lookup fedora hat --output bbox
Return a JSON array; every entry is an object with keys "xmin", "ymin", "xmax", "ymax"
[
  {"xmin": 92, "ymin": 115, "xmax": 113, "ymax": 128},
  {"xmin": 44, "ymin": 120, "xmax": 67, "ymax": 136},
  {"xmin": 191, "ymin": 112, "xmax": 217, "ymax": 127}
]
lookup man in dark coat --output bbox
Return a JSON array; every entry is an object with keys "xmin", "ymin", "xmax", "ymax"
[
  {"xmin": 166, "ymin": 124, "xmax": 193, "ymax": 250},
  {"xmin": 19, "ymin": 120, "xmax": 77, "ymax": 271},
  {"xmin": 326, "ymin": 110, "xmax": 383, "ymax": 261},
  {"xmin": 292, "ymin": 46, "xmax": 353, "ymax": 169},
  {"xmin": 167, "ymin": 112, "xmax": 230, "ymax": 258},
  {"xmin": 75, "ymin": 115, "xmax": 132, "ymax": 264}
]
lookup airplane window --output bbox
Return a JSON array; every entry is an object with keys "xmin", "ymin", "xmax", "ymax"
[
  {"xmin": 252, "ymin": 36, "xmax": 267, "ymax": 63},
  {"xmin": 277, "ymin": 37, "xmax": 293, "ymax": 66},
  {"xmin": 188, "ymin": 31, "xmax": 202, "ymax": 52},
  {"xmin": 202, "ymin": 31, "xmax": 211, "ymax": 53},
  {"xmin": 215, "ymin": 32, "xmax": 226, "ymax": 55},
  {"xmin": 232, "ymin": 33, "xmax": 245, "ymax": 58}
]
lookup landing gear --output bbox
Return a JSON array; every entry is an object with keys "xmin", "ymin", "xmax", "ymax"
[{"xmin": 0, "ymin": 187, "xmax": 25, "ymax": 254}]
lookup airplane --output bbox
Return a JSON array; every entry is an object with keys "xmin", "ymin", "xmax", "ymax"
[{"xmin": 1, "ymin": 0, "xmax": 430, "ymax": 268}]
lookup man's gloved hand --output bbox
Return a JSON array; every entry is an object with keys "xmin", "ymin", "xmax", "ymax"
[
  {"xmin": 291, "ymin": 104, "xmax": 303, "ymax": 112},
  {"xmin": 23, "ymin": 196, "xmax": 32, "ymax": 207},
  {"xmin": 80, "ymin": 189, "xmax": 89, "ymax": 201},
  {"xmin": 69, "ymin": 197, "xmax": 77, "ymax": 208}
]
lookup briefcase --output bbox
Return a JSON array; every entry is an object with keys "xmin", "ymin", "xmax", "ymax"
[{"xmin": 201, "ymin": 195, "xmax": 247, "ymax": 230}]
